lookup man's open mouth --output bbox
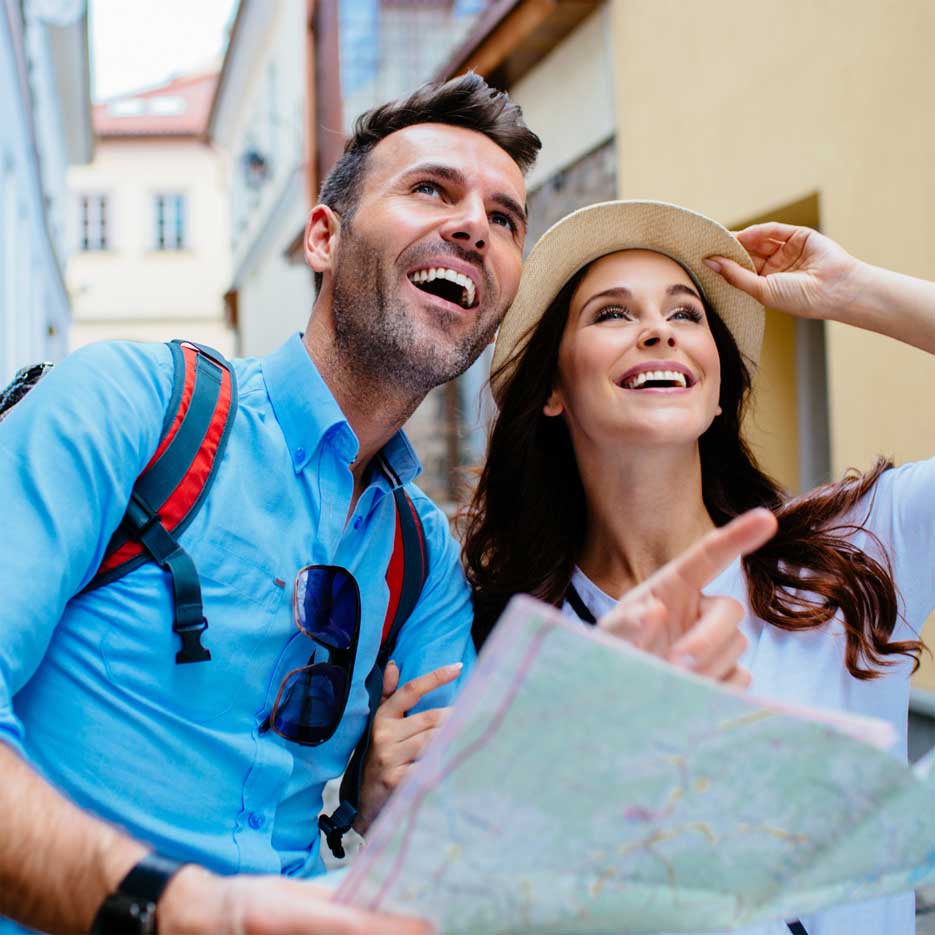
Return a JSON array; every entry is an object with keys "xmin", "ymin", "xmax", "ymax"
[{"xmin": 408, "ymin": 266, "xmax": 477, "ymax": 309}]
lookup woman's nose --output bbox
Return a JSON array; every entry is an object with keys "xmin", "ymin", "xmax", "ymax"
[{"xmin": 638, "ymin": 322, "xmax": 677, "ymax": 349}]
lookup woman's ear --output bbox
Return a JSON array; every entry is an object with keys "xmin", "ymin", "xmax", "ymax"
[{"xmin": 543, "ymin": 387, "xmax": 565, "ymax": 418}]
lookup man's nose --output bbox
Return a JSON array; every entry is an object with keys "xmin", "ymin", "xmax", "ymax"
[{"xmin": 440, "ymin": 196, "xmax": 489, "ymax": 253}]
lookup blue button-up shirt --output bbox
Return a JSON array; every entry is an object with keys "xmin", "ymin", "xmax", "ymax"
[{"xmin": 0, "ymin": 334, "xmax": 474, "ymax": 879}]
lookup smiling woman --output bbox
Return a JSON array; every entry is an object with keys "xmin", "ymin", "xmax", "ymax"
[{"xmin": 462, "ymin": 199, "xmax": 935, "ymax": 935}]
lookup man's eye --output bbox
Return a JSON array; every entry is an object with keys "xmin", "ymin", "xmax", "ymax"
[
  {"xmin": 491, "ymin": 212, "xmax": 516, "ymax": 232},
  {"xmin": 413, "ymin": 181, "xmax": 441, "ymax": 197}
]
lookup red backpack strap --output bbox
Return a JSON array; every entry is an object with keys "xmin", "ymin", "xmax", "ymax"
[
  {"xmin": 83, "ymin": 340, "xmax": 237, "ymax": 664},
  {"xmin": 318, "ymin": 454, "xmax": 429, "ymax": 859},
  {"xmin": 378, "ymin": 486, "xmax": 428, "ymax": 658}
]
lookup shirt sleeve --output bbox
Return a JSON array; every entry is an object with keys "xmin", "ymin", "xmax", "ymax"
[
  {"xmin": 856, "ymin": 456, "xmax": 935, "ymax": 636},
  {"xmin": 0, "ymin": 341, "xmax": 174, "ymax": 755},
  {"xmin": 389, "ymin": 490, "xmax": 476, "ymax": 714}
]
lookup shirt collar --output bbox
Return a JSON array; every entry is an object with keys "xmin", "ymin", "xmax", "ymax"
[{"xmin": 261, "ymin": 333, "xmax": 422, "ymax": 483}]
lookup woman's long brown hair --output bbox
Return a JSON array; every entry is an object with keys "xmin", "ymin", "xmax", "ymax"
[{"xmin": 462, "ymin": 272, "xmax": 923, "ymax": 679}]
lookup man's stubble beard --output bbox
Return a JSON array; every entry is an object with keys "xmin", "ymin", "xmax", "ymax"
[{"xmin": 331, "ymin": 224, "xmax": 502, "ymax": 398}]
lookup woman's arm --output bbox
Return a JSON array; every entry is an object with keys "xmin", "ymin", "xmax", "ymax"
[{"xmin": 705, "ymin": 223, "xmax": 935, "ymax": 355}]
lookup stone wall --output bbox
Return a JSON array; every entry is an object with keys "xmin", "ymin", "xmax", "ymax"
[{"xmin": 525, "ymin": 137, "xmax": 617, "ymax": 249}]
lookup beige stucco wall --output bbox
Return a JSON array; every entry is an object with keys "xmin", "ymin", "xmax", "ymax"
[
  {"xmin": 509, "ymin": 3, "xmax": 617, "ymax": 192},
  {"xmin": 606, "ymin": 0, "xmax": 935, "ymax": 690},
  {"xmin": 67, "ymin": 138, "xmax": 233, "ymax": 355},
  {"xmin": 608, "ymin": 0, "xmax": 935, "ymax": 468}
]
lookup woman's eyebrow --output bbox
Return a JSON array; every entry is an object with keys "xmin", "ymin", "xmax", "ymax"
[
  {"xmin": 583, "ymin": 286, "xmax": 632, "ymax": 306},
  {"xmin": 667, "ymin": 283, "xmax": 702, "ymax": 301}
]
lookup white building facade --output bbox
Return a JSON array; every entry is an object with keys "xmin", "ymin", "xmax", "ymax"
[
  {"xmin": 67, "ymin": 73, "xmax": 233, "ymax": 355},
  {"xmin": 208, "ymin": 0, "xmax": 314, "ymax": 357},
  {"xmin": 0, "ymin": 0, "xmax": 92, "ymax": 381}
]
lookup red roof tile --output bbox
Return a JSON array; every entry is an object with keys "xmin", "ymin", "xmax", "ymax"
[{"xmin": 94, "ymin": 72, "xmax": 218, "ymax": 138}]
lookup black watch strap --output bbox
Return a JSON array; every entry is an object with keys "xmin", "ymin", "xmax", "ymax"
[{"xmin": 91, "ymin": 853, "xmax": 185, "ymax": 935}]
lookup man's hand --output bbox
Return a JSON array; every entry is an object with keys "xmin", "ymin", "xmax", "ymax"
[
  {"xmin": 598, "ymin": 508, "xmax": 778, "ymax": 688},
  {"xmin": 158, "ymin": 864, "xmax": 431, "ymax": 934},
  {"xmin": 354, "ymin": 661, "xmax": 462, "ymax": 835},
  {"xmin": 704, "ymin": 222, "xmax": 861, "ymax": 322}
]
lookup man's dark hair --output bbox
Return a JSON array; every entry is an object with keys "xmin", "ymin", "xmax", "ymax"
[{"xmin": 314, "ymin": 72, "xmax": 541, "ymax": 292}]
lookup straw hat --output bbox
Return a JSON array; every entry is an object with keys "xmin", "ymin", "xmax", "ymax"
[{"xmin": 490, "ymin": 200, "xmax": 764, "ymax": 404}]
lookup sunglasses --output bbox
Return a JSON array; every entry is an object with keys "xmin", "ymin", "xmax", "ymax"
[{"xmin": 264, "ymin": 564, "xmax": 361, "ymax": 746}]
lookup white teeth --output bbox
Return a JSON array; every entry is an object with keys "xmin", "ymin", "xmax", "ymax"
[
  {"xmin": 622, "ymin": 369, "xmax": 689, "ymax": 389},
  {"xmin": 408, "ymin": 266, "xmax": 477, "ymax": 308}
]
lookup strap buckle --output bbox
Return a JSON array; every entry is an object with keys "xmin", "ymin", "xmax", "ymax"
[
  {"xmin": 174, "ymin": 617, "xmax": 212, "ymax": 665},
  {"xmin": 318, "ymin": 802, "xmax": 357, "ymax": 859}
]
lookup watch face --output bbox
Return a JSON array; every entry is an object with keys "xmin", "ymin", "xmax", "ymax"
[{"xmin": 95, "ymin": 893, "xmax": 158, "ymax": 935}]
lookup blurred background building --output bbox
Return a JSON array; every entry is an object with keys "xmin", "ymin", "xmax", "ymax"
[
  {"xmin": 67, "ymin": 71, "xmax": 234, "ymax": 354},
  {"xmin": 0, "ymin": 0, "xmax": 92, "ymax": 382}
]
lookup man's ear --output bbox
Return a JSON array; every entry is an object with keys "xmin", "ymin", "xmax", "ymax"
[
  {"xmin": 543, "ymin": 386, "xmax": 564, "ymax": 418},
  {"xmin": 305, "ymin": 205, "xmax": 341, "ymax": 273}
]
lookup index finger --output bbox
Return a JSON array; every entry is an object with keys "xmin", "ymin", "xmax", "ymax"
[
  {"xmin": 381, "ymin": 662, "xmax": 463, "ymax": 718},
  {"xmin": 656, "ymin": 508, "xmax": 777, "ymax": 592}
]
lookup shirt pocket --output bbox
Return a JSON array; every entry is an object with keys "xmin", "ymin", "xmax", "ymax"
[{"xmin": 99, "ymin": 530, "xmax": 288, "ymax": 724}]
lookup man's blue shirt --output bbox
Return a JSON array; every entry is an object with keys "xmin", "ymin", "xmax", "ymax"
[{"xmin": 0, "ymin": 334, "xmax": 475, "ymax": 877}]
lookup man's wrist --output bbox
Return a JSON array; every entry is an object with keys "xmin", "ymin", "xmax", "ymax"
[
  {"xmin": 92, "ymin": 852, "xmax": 190, "ymax": 935},
  {"xmin": 156, "ymin": 863, "xmax": 221, "ymax": 934},
  {"xmin": 88, "ymin": 831, "xmax": 149, "ymax": 930}
]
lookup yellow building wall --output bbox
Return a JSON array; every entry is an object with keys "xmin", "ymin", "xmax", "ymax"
[
  {"xmin": 744, "ymin": 306, "xmax": 799, "ymax": 493},
  {"xmin": 607, "ymin": 0, "xmax": 935, "ymax": 689}
]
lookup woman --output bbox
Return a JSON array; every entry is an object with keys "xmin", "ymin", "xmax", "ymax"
[{"xmin": 461, "ymin": 200, "xmax": 934, "ymax": 934}]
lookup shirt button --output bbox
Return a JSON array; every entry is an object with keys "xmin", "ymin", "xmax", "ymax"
[
  {"xmin": 295, "ymin": 447, "xmax": 306, "ymax": 462},
  {"xmin": 353, "ymin": 517, "xmax": 362, "ymax": 530},
  {"xmin": 247, "ymin": 812, "xmax": 266, "ymax": 830}
]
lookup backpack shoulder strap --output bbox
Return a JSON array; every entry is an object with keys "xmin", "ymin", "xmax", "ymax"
[
  {"xmin": 84, "ymin": 340, "xmax": 238, "ymax": 664},
  {"xmin": 318, "ymin": 456, "xmax": 429, "ymax": 858}
]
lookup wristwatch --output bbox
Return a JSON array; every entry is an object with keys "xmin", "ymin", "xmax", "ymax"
[{"xmin": 91, "ymin": 853, "xmax": 185, "ymax": 935}]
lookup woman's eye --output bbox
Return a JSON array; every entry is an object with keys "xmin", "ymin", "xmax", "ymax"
[
  {"xmin": 594, "ymin": 306, "xmax": 631, "ymax": 323},
  {"xmin": 670, "ymin": 306, "xmax": 703, "ymax": 323}
]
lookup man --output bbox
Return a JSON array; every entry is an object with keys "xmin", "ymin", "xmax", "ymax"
[{"xmin": 0, "ymin": 73, "xmax": 537, "ymax": 934}]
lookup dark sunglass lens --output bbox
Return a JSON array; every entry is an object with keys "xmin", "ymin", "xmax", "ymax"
[
  {"xmin": 272, "ymin": 664, "xmax": 348, "ymax": 745},
  {"xmin": 296, "ymin": 567, "xmax": 360, "ymax": 650}
]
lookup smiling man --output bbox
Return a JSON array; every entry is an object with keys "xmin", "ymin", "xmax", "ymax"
[{"xmin": 0, "ymin": 73, "xmax": 539, "ymax": 935}]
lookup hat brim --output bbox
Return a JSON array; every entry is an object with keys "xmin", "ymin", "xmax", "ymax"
[{"xmin": 490, "ymin": 200, "xmax": 765, "ymax": 404}]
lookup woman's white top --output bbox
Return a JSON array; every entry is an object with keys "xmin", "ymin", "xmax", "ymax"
[{"xmin": 563, "ymin": 457, "xmax": 935, "ymax": 935}]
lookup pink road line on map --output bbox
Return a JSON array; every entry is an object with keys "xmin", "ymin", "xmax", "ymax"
[{"xmin": 360, "ymin": 617, "xmax": 555, "ymax": 910}]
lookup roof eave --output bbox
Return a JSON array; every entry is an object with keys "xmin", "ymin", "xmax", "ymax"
[{"xmin": 435, "ymin": 0, "xmax": 600, "ymax": 89}]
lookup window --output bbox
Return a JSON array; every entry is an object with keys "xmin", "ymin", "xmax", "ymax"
[
  {"xmin": 153, "ymin": 193, "xmax": 187, "ymax": 250},
  {"xmin": 78, "ymin": 194, "xmax": 109, "ymax": 251}
]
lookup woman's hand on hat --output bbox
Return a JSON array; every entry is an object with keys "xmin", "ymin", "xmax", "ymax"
[
  {"xmin": 704, "ymin": 222, "xmax": 862, "ymax": 322},
  {"xmin": 596, "ymin": 509, "xmax": 778, "ymax": 688}
]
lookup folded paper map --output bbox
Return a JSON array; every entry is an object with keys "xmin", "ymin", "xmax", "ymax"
[{"xmin": 337, "ymin": 595, "xmax": 935, "ymax": 933}]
